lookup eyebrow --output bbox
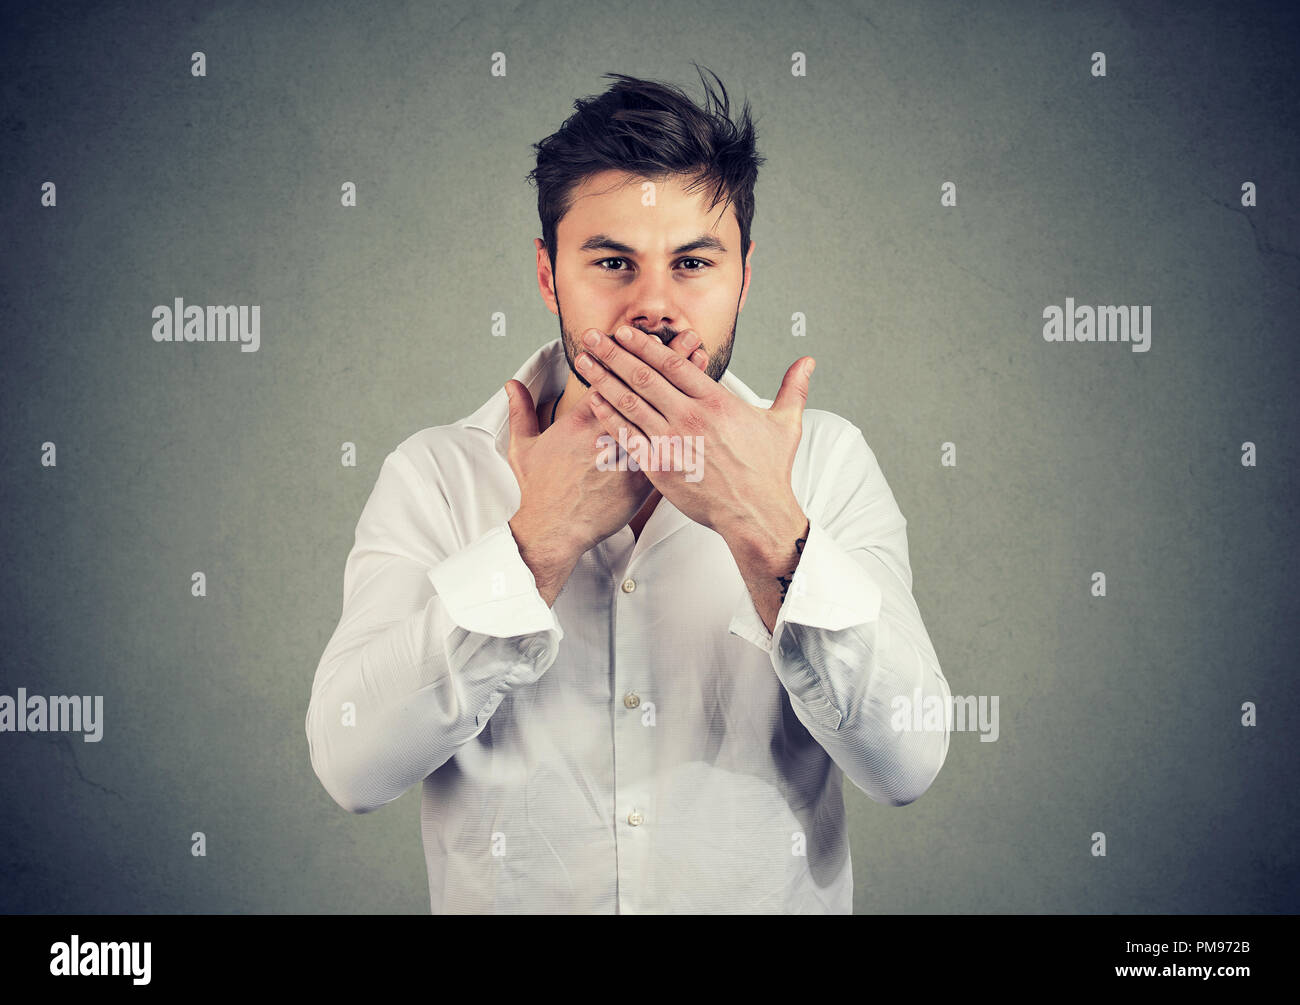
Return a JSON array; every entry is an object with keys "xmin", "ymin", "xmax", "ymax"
[{"xmin": 578, "ymin": 233, "xmax": 729, "ymax": 256}]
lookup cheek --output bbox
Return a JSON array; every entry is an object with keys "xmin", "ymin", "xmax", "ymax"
[
  {"xmin": 696, "ymin": 269, "xmax": 742, "ymax": 306},
  {"xmin": 693, "ymin": 286, "xmax": 738, "ymax": 334},
  {"xmin": 564, "ymin": 274, "xmax": 620, "ymax": 312}
]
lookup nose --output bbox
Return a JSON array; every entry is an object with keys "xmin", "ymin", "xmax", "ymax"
[{"xmin": 625, "ymin": 267, "xmax": 678, "ymax": 342}]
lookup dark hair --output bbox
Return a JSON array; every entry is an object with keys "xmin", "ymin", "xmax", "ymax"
[{"xmin": 526, "ymin": 64, "xmax": 764, "ymax": 270}]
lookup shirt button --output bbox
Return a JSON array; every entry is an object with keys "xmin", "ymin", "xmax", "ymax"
[
  {"xmin": 627, "ymin": 810, "xmax": 644, "ymax": 826},
  {"xmin": 623, "ymin": 692, "xmax": 640, "ymax": 709},
  {"xmin": 621, "ymin": 578, "xmax": 637, "ymax": 594}
]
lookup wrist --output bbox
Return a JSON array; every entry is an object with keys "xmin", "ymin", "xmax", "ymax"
[
  {"xmin": 721, "ymin": 493, "xmax": 809, "ymax": 571},
  {"xmin": 509, "ymin": 508, "xmax": 583, "ymax": 574}
]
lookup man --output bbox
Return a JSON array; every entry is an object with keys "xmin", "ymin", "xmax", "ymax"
[{"xmin": 306, "ymin": 67, "xmax": 951, "ymax": 914}]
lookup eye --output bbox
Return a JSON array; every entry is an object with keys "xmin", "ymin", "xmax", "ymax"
[{"xmin": 593, "ymin": 257, "xmax": 713, "ymax": 272}]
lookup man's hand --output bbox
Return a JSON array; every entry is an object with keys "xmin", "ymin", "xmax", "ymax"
[
  {"xmin": 505, "ymin": 329, "xmax": 709, "ymax": 605},
  {"xmin": 577, "ymin": 325, "xmax": 814, "ymax": 547},
  {"xmin": 578, "ymin": 324, "xmax": 814, "ymax": 631}
]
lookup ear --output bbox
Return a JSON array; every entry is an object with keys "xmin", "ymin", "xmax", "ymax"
[
  {"xmin": 535, "ymin": 238, "xmax": 559, "ymax": 316},
  {"xmin": 738, "ymin": 239, "xmax": 755, "ymax": 312}
]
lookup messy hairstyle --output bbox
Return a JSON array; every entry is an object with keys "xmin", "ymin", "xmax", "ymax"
[{"xmin": 527, "ymin": 65, "xmax": 764, "ymax": 269}]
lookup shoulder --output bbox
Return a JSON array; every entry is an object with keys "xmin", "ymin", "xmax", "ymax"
[
  {"xmin": 384, "ymin": 422, "xmax": 502, "ymax": 492},
  {"xmin": 798, "ymin": 407, "xmax": 875, "ymax": 464}
]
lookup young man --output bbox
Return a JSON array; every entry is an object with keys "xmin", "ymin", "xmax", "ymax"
[{"xmin": 306, "ymin": 67, "xmax": 951, "ymax": 914}]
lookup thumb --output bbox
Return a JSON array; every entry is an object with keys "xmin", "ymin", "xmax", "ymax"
[
  {"xmin": 504, "ymin": 380, "xmax": 539, "ymax": 445},
  {"xmin": 771, "ymin": 357, "xmax": 815, "ymax": 418}
]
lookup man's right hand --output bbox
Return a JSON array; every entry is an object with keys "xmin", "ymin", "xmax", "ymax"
[{"xmin": 505, "ymin": 328, "xmax": 708, "ymax": 605}]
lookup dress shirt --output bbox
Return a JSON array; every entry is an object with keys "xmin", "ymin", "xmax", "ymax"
[{"xmin": 306, "ymin": 337, "xmax": 951, "ymax": 913}]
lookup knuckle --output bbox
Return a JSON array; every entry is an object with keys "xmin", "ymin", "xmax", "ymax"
[
  {"xmin": 681, "ymin": 410, "xmax": 707, "ymax": 436},
  {"xmin": 702, "ymin": 394, "xmax": 726, "ymax": 416},
  {"xmin": 617, "ymin": 391, "xmax": 640, "ymax": 413},
  {"xmin": 631, "ymin": 364, "xmax": 654, "ymax": 387}
]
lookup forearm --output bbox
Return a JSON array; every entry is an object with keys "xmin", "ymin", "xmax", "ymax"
[
  {"xmin": 307, "ymin": 594, "xmax": 558, "ymax": 813},
  {"xmin": 726, "ymin": 507, "xmax": 952, "ymax": 807},
  {"xmin": 782, "ymin": 611, "xmax": 950, "ymax": 806},
  {"xmin": 723, "ymin": 492, "xmax": 810, "ymax": 635},
  {"xmin": 508, "ymin": 509, "xmax": 583, "ymax": 607}
]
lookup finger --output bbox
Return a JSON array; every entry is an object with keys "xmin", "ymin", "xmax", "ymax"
[
  {"xmin": 570, "ymin": 331, "xmax": 703, "ymax": 443},
  {"xmin": 667, "ymin": 329, "xmax": 709, "ymax": 372},
  {"xmin": 770, "ymin": 357, "xmax": 815, "ymax": 417},
  {"xmin": 666, "ymin": 328, "xmax": 701, "ymax": 357},
  {"xmin": 588, "ymin": 391, "xmax": 650, "ymax": 471},
  {"xmin": 576, "ymin": 342, "xmax": 671, "ymax": 437},
  {"xmin": 577, "ymin": 324, "xmax": 715, "ymax": 431},
  {"xmin": 608, "ymin": 324, "xmax": 715, "ymax": 399},
  {"xmin": 504, "ymin": 380, "xmax": 538, "ymax": 444}
]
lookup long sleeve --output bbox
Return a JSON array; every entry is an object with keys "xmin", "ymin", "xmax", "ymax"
[
  {"xmin": 306, "ymin": 448, "xmax": 563, "ymax": 814},
  {"xmin": 728, "ymin": 425, "xmax": 951, "ymax": 807}
]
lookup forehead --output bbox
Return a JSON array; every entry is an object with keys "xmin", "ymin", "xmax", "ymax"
[{"xmin": 558, "ymin": 169, "xmax": 738, "ymax": 246}]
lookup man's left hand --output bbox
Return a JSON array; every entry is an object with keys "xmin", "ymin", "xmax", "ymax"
[{"xmin": 578, "ymin": 324, "xmax": 814, "ymax": 552}]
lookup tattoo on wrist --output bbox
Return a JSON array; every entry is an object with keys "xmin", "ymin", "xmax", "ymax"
[{"xmin": 776, "ymin": 534, "xmax": 807, "ymax": 600}]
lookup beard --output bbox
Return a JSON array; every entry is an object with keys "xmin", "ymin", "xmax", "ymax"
[{"xmin": 555, "ymin": 289, "xmax": 736, "ymax": 388}]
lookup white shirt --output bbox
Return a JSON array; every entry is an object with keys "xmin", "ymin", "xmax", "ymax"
[{"xmin": 306, "ymin": 337, "xmax": 951, "ymax": 914}]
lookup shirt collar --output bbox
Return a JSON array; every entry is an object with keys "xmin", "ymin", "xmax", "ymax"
[{"xmin": 462, "ymin": 337, "xmax": 771, "ymax": 461}]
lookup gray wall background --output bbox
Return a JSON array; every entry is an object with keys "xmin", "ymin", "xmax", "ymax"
[{"xmin": 1, "ymin": 0, "xmax": 1296, "ymax": 913}]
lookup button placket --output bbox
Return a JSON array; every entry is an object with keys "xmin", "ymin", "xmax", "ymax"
[{"xmin": 613, "ymin": 564, "xmax": 651, "ymax": 910}]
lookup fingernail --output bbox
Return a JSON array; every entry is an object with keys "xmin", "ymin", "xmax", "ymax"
[
  {"xmin": 805, "ymin": 359, "xmax": 816, "ymax": 377},
  {"xmin": 582, "ymin": 330, "xmax": 600, "ymax": 348}
]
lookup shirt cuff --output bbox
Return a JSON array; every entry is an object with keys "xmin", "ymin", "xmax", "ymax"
[
  {"xmin": 426, "ymin": 522, "xmax": 564, "ymax": 640},
  {"xmin": 727, "ymin": 516, "xmax": 882, "ymax": 650},
  {"xmin": 727, "ymin": 517, "xmax": 884, "ymax": 731}
]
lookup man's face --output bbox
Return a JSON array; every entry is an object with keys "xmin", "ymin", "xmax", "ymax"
[{"xmin": 534, "ymin": 169, "xmax": 754, "ymax": 386}]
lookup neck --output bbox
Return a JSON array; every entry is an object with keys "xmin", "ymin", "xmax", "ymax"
[{"xmin": 543, "ymin": 375, "xmax": 585, "ymax": 432}]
